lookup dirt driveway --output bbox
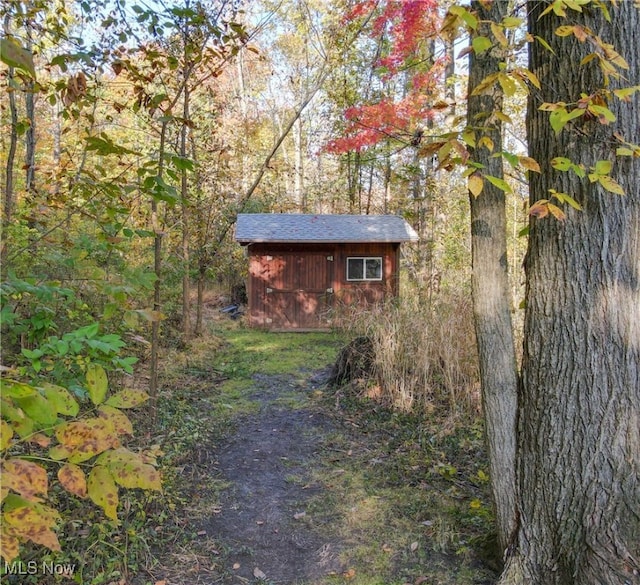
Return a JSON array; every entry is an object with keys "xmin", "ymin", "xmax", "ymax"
[{"xmin": 203, "ymin": 370, "xmax": 345, "ymax": 584}]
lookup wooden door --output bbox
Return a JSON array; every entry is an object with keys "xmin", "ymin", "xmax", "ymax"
[{"xmin": 265, "ymin": 252, "xmax": 333, "ymax": 329}]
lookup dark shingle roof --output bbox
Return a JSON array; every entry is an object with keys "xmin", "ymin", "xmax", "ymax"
[{"xmin": 235, "ymin": 214, "xmax": 419, "ymax": 244}]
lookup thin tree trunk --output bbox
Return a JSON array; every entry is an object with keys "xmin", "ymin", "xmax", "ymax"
[
  {"xmin": 24, "ymin": 18, "xmax": 36, "ymax": 195},
  {"xmin": 2, "ymin": 65, "xmax": 18, "ymax": 277},
  {"xmin": 236, "ymin": 51, "xmax": 249, "ymax": 194},
  {"xmin": 25, "ymin": 88, "xmax": 36, "ymax": 194},
  {"xmin": 293, "ymin": 116, "xmax": 305, "ymax": 211},
  {"xmin": 181, "ymin": 69, "xmax": 191, "ymax": 341},
  {"xmin": 149, "ymin": 120, "xmax": 170, "ymax": 421},
  {"xmin": 501, "ymin": 3, "xmax": 640, "ymax": 583},
  {"xmin": 195, "ymin": 269, "xmax": 204, "ymax": 337},
  {"xmin": 383, "ymin": 145, "xmax": 391, "ymax": 214},
  {"xmin": 365, "ymin": 163, "xmax": 373, "ymax": 215},
  {"xmin": 467, "ymin": 0, "xmax": 518, "ymax": 557}
]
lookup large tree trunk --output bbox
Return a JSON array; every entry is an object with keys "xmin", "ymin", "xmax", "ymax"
[
  {"xmin": 501, "ymin": 3, "xmax": 640, "ymax": 583},
  {"xmin": 467, "ymin": 0, "xmax": 519, "ymax": 557}
]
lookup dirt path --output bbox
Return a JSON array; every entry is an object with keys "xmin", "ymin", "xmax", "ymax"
[{"xmin": 201, "ymin": 370, "xmax": 345, "ymax": 584}]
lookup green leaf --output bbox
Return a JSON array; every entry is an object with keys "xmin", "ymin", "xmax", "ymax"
[
  {"xmin": 1, "ymin": 379, "xmax": 37, "ymax": 399},
  {"xmin": 76, "ymin": 322, "xmax": 100, "ymax": 339},
  {"xmin": 484, "ymin": 175, "xmax": 512, "ymax": 193},
  {"xmin": 472, "ymin": 36, "xmax": 492, "ymax": 55},
  {"xmin": 588, "ymin": 104, "xmax": 616, "ymax": 124},
  {"xmin": 551, "ymin": 190, "xmax": 582, "ymax": 210},
  {"xmin": 502, "ymin": 16, "xmax": 523, "ymax": 28},
  {"xmin": 450, "ymin": 5, "xmax": 478, "ymax": 29},
  {"xmin": 86, "ymin": 364, "xmax": 108, "ymax": 405},
  {"xmin": 549, "ymin": 109, "xmax": 567, "ymax": 134},
  {"xmin": 1, "ymin": 37, "xmax": 36, "ymax": 78},
  {"xmin": 40, "ymin": 383, "xmax": 79, "ymax": 417},
  {"xmin": 534, "ymin": 35, "xmax": 555, "ymax": 54},
  {"xmin": 613, "ymin": 85, "xmax": 640, "ymax": 100},
  {"xmin": 461, "ymin": 129, "xmax": 476, "ymax": 148},
  {"xmin": 171, "ymin": 156, "xmax": 195, "ymax": 171},
  {"xmin": 85, "ymin": 135, "xmax": 137, "ymax": 156},
  {"xmin": 593, "ymin": 160, "xmax": 612, "ymax": 175},
  {"xmin": 1, "ymin": 398, "xmax": 33, "ymax": 438},
  {"xmin": 616, "ymin": 147, "xmax": 635, "ymax": 157},
  {"xmin": 551, "ymin": 157, "xmax": 572, "ymax": 171},
  {"xmin": 14, "ymin": 392, "xmax": 57, "ymax": 426}
]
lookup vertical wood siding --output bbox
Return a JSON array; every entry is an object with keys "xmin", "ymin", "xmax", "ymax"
[{"xmin": 247, "ymin": 242, "xmax": 401, "ymax": 329}]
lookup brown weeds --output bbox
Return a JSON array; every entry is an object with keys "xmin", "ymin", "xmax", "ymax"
[{"xmin": 334, "ymin": 292, "xmax": 480, "ymax": 418}]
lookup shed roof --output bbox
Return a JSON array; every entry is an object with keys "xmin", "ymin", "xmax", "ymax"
[{"xmin": 235, "ymin": 213, "xmax": 419, "ymax": 244}]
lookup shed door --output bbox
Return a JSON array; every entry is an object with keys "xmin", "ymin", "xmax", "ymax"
[{"xmin": 265, "ymin": 252, "xmax": 333, "ymax": 328}]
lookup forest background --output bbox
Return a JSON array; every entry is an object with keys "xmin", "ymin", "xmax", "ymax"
[{"xmin": 1, "ymin": 1, "xmax": 639, "ymax": 584}]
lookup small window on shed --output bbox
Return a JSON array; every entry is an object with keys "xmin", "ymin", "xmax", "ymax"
[{"xmin": 346, "ymin": 257, "xmax": 383, "ymax": 281}]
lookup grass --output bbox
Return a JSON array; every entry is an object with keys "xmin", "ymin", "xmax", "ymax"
[{"xmin": 302, "ymin": 392, "xmax": 498, "ymax": 585}]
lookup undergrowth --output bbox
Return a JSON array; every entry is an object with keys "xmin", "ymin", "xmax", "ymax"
[{"xmin": 301, "ymin": 387, "xmax": 498, "ymax": 585}]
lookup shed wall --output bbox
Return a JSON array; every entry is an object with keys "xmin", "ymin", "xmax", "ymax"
[{"xmin": 246, "ymin": 242, "xmax": 401, "ymax": 329}]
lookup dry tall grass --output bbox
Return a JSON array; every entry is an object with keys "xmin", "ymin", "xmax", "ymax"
[{"xmin": 335, "ymin": 292, "xmax": 480, "ymax": 418}]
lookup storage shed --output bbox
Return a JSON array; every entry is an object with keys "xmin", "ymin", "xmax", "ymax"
[{"xmin": 235, "ymin": 213, "xmax": 419, "ymax": 330}]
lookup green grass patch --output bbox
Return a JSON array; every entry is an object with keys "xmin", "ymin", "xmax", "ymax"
[{"xmin": 215, "ymin": 328, "xmax": 345, "ymax": 378}]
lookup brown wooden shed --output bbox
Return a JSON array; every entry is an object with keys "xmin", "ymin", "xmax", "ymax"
[{"xmin": 235, "ymin": 213, "xmax": 419, "ymax": 330}]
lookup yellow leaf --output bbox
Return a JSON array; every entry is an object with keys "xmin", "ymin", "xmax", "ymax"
[
  {"xmin": 4, "ymin": 502, "xmax": 61, "ymax": 551},
  {"xmin": 598, "ymin": 175, "xmax": 625, "ymax": 195},
  {"xmin": 98, "ymin": 405, "xmax": 134, "ymax": 435},
  {"xmin": 519, "ymin": 156, "xmax": 541, "ymax": 173},
  {"xmin": 478, "ymin": 136, "xmax": 494, "ymax": 152},
  {"xmin": 468, "ymin": 174, "xmax": 484, "ymax": 197},
  {"xmin": 86, "ymin": 364, "xmax": 108, "ymax": 405},
  {"xmin": 555, "ymin": 25, "xmax": 575, "ymax": 37},
  {"xmin": 105, "ymin": 389, "xmax": 149, "ymax": 409},
  {"xmin": 58, "ymin": 463, "xmax": 88, "ymax": 498},
  {"xmin": 88, "ymin": 466, "xmax": 119, "ymax": 521},
  {"xmin": 490, "ymin": 22, "xmax": 508, "ymax": 47},
  {"xmin": 2, "ymin": 459, "xmax": 48, "ymax": 502},
  {"xmin": 1, "ymin": 420, "xmax": 13, "ymax": 450},
  {"xmin": 0, "ymin": 525, "xmax": 20, "ymax": 563},
  {"xmin": 470, "ymin": 72, "xmax": 500, "ymax": 96},
  {"xmin": 520, "ymin": 68, "xmax": 541, "ymax": 90},
  {"xmin": 41, "ymin": 383, "xmax": 79, "ymax": 416},
  {"xmin": 49, "ymin": 444, "xmax": 72, "ymax": 461},
  {"xmin": 99, "ymin": 448, "xmax": 162, "ymax": 491},
  {"xmin": 547, "ymin": 203, "xmax": 566, "ymax": 221}
]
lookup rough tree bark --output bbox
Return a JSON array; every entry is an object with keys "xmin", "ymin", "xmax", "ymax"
[
  {"xmin": 500, "ymin": 2, "xmax": 640, "ymax": 583},
  {"xmin": 467, "ymin": 0, "xmax": 519, "ymax": 557}
]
